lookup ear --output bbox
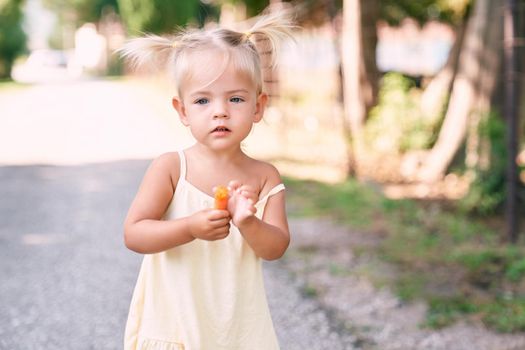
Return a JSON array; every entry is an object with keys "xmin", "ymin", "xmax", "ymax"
[
  {"xmin": 253, "ymin": 93, "xmax": 268, "ymax": 123},
  {"xmin": 172, "ymin": 97, "xmax": 189, "ymax": 126}
]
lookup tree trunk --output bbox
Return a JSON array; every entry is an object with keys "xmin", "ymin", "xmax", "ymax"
[
  {"xmin": 416, "ymin": 0, "xmax": 494, "ymax": 183},
  {"xmin": 360, "ymin": 0, "xmax": 380, "ymax": 110},
  {"xmin": 466, "ymin": 0, "xmax": 503, "ymax": 171},
  {"xmin": 504, "ymin": 0, "xmax": 519, "ymax": 243},
  {"xmin": 341, "ymin": 0, "xmax": 379, "ymax": 177},
  {"xmin": 420, "ymin": 20, "xmax": 466, "ymax": 119}
]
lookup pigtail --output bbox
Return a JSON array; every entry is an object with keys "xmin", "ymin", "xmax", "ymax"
[
  {"xmin": 244, "ymin": 10, "xmax": 296, "ymax": 68},
  {"xmin": 117, "ymin": 34, "xmax": 177, "ymax": 71},
  {"xmin": 116, "ymin": 11, "xmax": 297, "ymax": 99}
]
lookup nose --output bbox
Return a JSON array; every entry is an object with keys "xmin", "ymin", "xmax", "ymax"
[{"xmin": 213, "ymin": 101, "xmax": 228, "ymax": 119}]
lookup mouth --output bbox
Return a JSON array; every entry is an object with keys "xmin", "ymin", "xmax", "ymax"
[{"xmin": 212, "ymin": 126, "xmax": 231, "ymax": 133}]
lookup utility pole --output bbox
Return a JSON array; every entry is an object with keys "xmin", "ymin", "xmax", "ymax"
[{"xmin": 504, "ymin": 0, "xmax": 519, "ymax": 243}]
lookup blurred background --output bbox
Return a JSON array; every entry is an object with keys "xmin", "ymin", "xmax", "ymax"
[{"xmin": 2, "ymin": 0, "xmax": 525, "ymax": 348}]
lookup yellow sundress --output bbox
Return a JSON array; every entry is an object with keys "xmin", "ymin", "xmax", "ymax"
[{"xmin": 124, "ymin": 150, "xmax": 283, "ymax": 350}]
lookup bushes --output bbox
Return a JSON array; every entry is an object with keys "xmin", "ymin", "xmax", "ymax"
[
  {"xmin": 366, "ymin": 73, "xmax": 521, "ymax": 215},
  {"xmin": 459, "ymin": 114, "xmax": 510, "ymax": 214},
  {"xmin": 364, "ymin": 72, "xmax": 442, "ymax": 154},
  {"xmin": 0, "ymin": 0, "xmax": 27, "ymax": 79}
]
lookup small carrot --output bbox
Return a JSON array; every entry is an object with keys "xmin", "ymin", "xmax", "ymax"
[{"xmin": 214, "ymin": 185, "xmax": 229, "ymax": 210}]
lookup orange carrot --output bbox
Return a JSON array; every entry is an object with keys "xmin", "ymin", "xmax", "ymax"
[{"xmin": 214, "ymin": 185, "xmax": 229, "ymax": 210}]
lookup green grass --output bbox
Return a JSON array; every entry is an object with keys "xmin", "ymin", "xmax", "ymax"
[
  {"xmin": 482, "ymin": 298, "xmax": 525, "ymax": 332},
  {"xmin": 0, "ymin": 79, "xmax": 30, "ymax": 92},
  {"xmin": 424, "ymin": 297, "xmax": 479, "ymax": 329},
  {"xmin": 283, "ymin": 176, "xmax": 525, "ymax": 332},
  {"xmin": 284, "ymin": 177, "xmax": 381, "ymax": 229}
]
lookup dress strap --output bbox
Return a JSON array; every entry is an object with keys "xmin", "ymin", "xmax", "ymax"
[
  {"xmin": 258, "ymin": 183, "xmax": 285, "ymax": 204},
  {"xmin": 177, "ymin": 150, "xmax": 187, "ymax": 182}
]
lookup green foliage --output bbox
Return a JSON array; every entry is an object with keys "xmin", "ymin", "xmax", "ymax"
[
  {"xmin": 226, "ymin": 0, "xmax": 269, "ymax": 17},
  {"xmin": 452, "ymin": 246, "xmax": 525, "ymax": 285},
  {"xmin": 0, "ymin": 0, "xmax": 27, "ymax": 79},
  {"xmin": 0, "ymin": 79, "xmax": 28, "ymax": 90},
  {"xmin": 460, "ymin": 114, "xmax": 508, "ymax": 214},
  {"xmin": 43, "ymin": 0, "xmax": 119, "ymax": 24},
  {"xmin": 117, "ymin": 0, "xmax": 207, "ymax": 34},
  {"xmin": 379, "ymin": 0, "xmax": 471, "ymax": 25},
  {"xmin": 365, "ymin": 73, "xmax": 441, "ymax": 154},
  {"xmin": 506, "ymin": 258, "xmax": 525, "ymax": 282}
]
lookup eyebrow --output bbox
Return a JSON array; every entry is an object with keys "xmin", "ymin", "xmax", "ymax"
[{"xmin": 189, "ymin": 89, "xmax": 250, "ymax": 97}]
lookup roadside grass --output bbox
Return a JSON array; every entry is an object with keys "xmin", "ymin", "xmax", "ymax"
[
  {"xmin": 284, "ymin": 176, "xmax": 525, "ymax": 333},
  {"xmin": 0, "ymin": 79, "xmax": 30, "ymax": 91}
]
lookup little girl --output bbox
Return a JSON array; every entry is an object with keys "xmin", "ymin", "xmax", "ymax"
[{"xmin": 119, "ymin": 11, "xmax": 294, "ymax": 350}]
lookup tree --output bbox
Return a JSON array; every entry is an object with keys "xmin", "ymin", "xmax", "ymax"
[
  {"xmin": 43, "ymin": 0, "xmax": 119, "ymax": 24},
  {"xmin": 379, "ymin": 0, "xmax": 471, "ymax": 121},
  {"xmin": 503, "ymin": 0, "xmax": 519, "ymax": 242},
  {"xmin": 341, "ymin": 0, "xmax": 380, "ymax": 176},
  {"xmin": 224, "ymin": 0, "xmax": 269, "ymax": 17},
  {"xmin": 339, "ymin": 0, "xmax": 470, "ymax": 177},
  {"xmin": 379, "ymin": 0, "xmax": 470, "ymax": 26},
  {"xmin": 415, "ymin": 0, "xmax": 503, "ymax": 182},
  {"xmin": 117, "ymin": 0, "xmax": 205, "ymax": 34},
  {"xmin": 42, "ymin": 0, "xmax": 120, "ymax": 49},
  {"xmin": 0, "ymin": 0, "xmax": 27, "ymax": 79}
]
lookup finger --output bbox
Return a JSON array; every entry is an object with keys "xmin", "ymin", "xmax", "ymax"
[
  {"xmin": 227, "ymin": 180, "xmax": 241, "ymax": 191},
  {"xmin": 210, "ymin": 218, "xmax": 231, "ymax": 228},
  {"xmin": 245, "ymin": 198, "xmax": 256, "ymax": 209},
  {"xmin": 247, "ymin": 200, "xmax": 257, "ymax": 212},
  {"xmin": 239, "ymin": 184, "xmax": 256, "ymax": 193},
  {"xmin": 208, "ymin": 209, "xmax": 231, "ymax": 220},
  {"xmin": 211, "ymin": 228, "xmax": 230, "ymax": 240},
  {"xmin": 241, "ymin": 190, "xmax": 258, "ymax": 201},
  {"xmin": 243, "ymin": 206, "xmax": 257, "ymax": 216}
]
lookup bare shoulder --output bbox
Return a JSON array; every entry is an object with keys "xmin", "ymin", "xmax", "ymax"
[
  {"xmin": 146, "ymin": 152, "xmax": 180, "ymax": 189},
  {"xmin": 247, "ymin": 158, "xmax": 283, "ymax": 194},
  {"xmin": 153, "ymin": 151, "xmax": 179, "ymax": 167},
  {"xmin": 125, "ymin": 152, "xmax": 180, "ymax": 222}
]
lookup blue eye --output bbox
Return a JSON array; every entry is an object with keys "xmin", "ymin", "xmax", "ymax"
[
  {"xmin": 195, "ymin": 98, "xmax": 208, "ymax": 105},
  {"xmin": 230, "ymin": 97, "xmax": 244, "ymax": 103}
]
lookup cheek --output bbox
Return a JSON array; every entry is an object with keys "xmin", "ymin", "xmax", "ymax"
[{"xmin": 183, "ymin": 106, "xmax": 205, "ymax": 122}]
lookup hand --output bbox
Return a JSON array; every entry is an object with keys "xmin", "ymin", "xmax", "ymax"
[
  {"xmin": 186, "ymin": 208, "xmax": 231, "ymax": 241},
  {"xmin": 227, "ymin": 180, "xmax": 258, "ymax": 228}
]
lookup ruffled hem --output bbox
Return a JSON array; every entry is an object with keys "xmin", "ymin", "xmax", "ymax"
[{"xmin": 138, "ymin": 338, "xmax": 185, "ymax": 350}]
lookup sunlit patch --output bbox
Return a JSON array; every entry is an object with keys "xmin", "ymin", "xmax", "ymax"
[{"xmin": 22, "ymin": 233, "xmax": 66, "ymax": 245}]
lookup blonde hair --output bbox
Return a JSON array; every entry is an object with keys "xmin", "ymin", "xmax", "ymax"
[{"xmin": 118, "ymin": 11, "xmax": 295, "ymax": 96}]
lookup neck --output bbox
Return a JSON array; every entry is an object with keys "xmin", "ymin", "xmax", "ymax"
[{"xmin": 191, "ymin": 144, "xmax": 246, "ymax": 163}]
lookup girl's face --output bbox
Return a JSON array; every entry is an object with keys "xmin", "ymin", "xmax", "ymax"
[{"xmin": 172, "ymin": 54, "xmax": 267, "ymax": 152}]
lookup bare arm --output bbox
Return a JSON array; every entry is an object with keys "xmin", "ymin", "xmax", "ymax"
[
  {"xmin": 236, "ymin": 192, "xmax": 290, "ymax": 260},
  {"xmin": 124, "ymin": 153, "xmax": 231, "ymax": 254},
  {"xmin": 228, "ymin": 170, "xmax": 290, "ymax": 261}
]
